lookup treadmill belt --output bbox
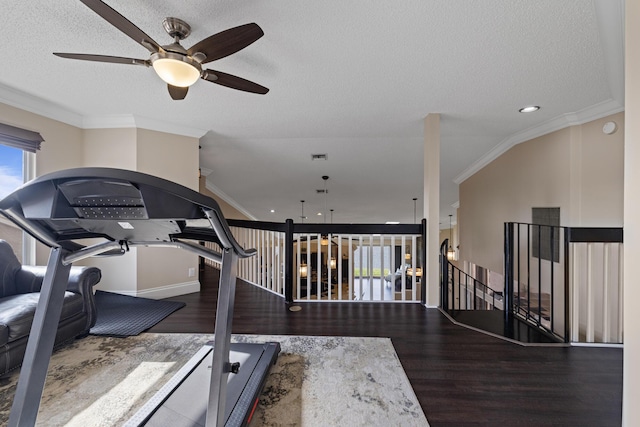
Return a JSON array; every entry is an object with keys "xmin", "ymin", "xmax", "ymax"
[{"xmin": 130, "ymin": 342, "xmax": 280, "ymax": 427}]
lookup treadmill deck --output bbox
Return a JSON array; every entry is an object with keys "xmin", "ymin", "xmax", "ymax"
[{"xmin": 128, "ymin": 342, "xmax": 281, "ymax": 427}]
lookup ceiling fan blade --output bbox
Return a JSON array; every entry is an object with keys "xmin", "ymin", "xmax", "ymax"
[
  {"xmin": 168, "ymin": 85, "xmax": 188, "ymax": 100},
  {"xmin": 203, "ymin": 70, "xmax": 268, "ymax": 94},
  {"xmin": 53, "ymin": 52, "xmax": 150, "ymax": 66},
  {"xmin": 188, "ymin": 23, "xmax": 264, "ymax": 64},
  {"xmin": 80, "ymin": 0, "xmax": 161, "ymax": 53}
]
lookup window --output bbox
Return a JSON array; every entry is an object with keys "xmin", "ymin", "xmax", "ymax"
[
  {"xmin": 0, "ymin": 144, "xmax": 23, "ymax": 198},
  {"xmin": 353, "ymin": 245, "xmax": 392, "ymax": 277},
  {"xmin": 0, "ymin": 145, "xmax": 26, "ymax": 261},
  {"xmin": 0, "ymin": 122, "xmax": 42, "ymax": 264}
]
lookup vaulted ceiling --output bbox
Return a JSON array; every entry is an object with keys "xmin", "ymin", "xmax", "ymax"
[{"xmin": 0, "ymin": 0, "xmax": 624, "ymax": 225}]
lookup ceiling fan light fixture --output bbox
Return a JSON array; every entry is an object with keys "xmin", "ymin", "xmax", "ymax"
[{"xmin": 151, "ymin": 52, "xmax": 201, "ymax": 87}]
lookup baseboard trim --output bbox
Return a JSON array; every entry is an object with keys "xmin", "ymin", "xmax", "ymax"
[{"xmin": 101, "ymin": 281, "xmax": 201, "ymax": 299}]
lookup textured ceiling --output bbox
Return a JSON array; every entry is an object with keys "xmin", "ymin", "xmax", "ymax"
[{"xmin": 0, "ymin": 0, "xmax": 625, "ymax": 225}]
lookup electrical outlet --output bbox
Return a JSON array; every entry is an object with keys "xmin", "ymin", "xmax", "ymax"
[{"xmin": 188, "ymin": 267, "xmax": 196, "ymax": 277}]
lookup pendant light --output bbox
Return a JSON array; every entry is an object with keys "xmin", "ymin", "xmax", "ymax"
[
  {"xmin": 447, "ymin": 214, "xmax": 455, "ymax": 261},
  {"xmin": 299, "ymin": 262, "xmax": 308, "ymax": 278},
  {"xmin": 321, "ymin": 176, "xmax": 329, "ymax": 244}
]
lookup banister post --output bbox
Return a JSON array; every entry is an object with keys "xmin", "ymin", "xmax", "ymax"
[
  {"xmin": 421, "ymin": 218, "xmax": 427, "ymax": 305},
  {"xmin": 473, "ymin": 278, "xmax": 478, "ymax": 310},
  {"xmin": 440, "ymin": 238, "xmax": 448, "ymax": 309},
  {"xmin": 284, "ymin": 218, "xmax": 294, "ymax": 305},
  {"xmin": 564, "ymin": 227, "xmax": 570, "ymax": 343},
  {"xmin": 504, "ymin": 222, "xmax": 515, "ymax": 325}
]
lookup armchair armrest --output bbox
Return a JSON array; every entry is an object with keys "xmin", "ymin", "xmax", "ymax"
[
  {"xmin": 19, "ymin": 265, "xmax": 102, "ymax": 330},
  {"xmin": 17, "ymin": 265, "xmax": 102, "ymax": 297}
]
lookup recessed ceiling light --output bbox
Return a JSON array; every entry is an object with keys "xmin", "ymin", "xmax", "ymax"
[
  {"xmin": 519, "ymin": 105, "xmax": 540, "ymax": 113},
  {"xmin": 270, "ymin": 209, "xmax": 275, "ymax": 213},
  {"xmin": 385, "ymin": 221, "xmax": 400, "ymax": 224},
  {"xmin": 317, "ymin": 212, "xmax": 322, "ymax": 216}
]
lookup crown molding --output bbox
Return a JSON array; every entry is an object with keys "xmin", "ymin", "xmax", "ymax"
[
  {"xmin": 199, "ymin": 167, "xmax": 213, "ymax": 176},
  {"xmin": 454, "ymin": 98, "xmax": 624, "ymax": 184},
  {"xmin": 0, "ymin": 82, "xmax": 207, "ymax": 139},
  {"xmin": 204, "ymin": 179, "xmax": 257, "ymax": 221},
  {"xmin": 81, "ymin": 114, "xmax": 137, "ymax": 129},
  {"xmin": 82, "ymin": 114, "xmax": 208, "ymax": 139},
  {"xmin": 0, "ymin": 82, "xmax": 83, "ymax": 127}
]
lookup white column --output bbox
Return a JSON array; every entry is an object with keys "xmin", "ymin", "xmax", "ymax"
[
  {"xmin": 424, "ymin": 114, "xmax": 440, "ymax": 306},
  {"xmin": 623, "ymin": 0, "xmax": 640, "ymax": 424}
]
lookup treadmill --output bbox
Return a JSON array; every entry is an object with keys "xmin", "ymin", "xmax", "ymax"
[{"xmin": 0, "ymin": 167, "xmax": 280, "ymax": 427}]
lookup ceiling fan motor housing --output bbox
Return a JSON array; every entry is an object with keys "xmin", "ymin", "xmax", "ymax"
[{"xmin": 163, "ymin": 17, "xmax": 191, "ymax": 40}]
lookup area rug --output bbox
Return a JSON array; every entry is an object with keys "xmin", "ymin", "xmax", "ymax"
[
  {"xmin": 0, "ymin": 333, "xmax": 428, "ymax": 426},
  {"xmin": 90, "ymin": 291, "xmax": 186, "ymax": 337}
]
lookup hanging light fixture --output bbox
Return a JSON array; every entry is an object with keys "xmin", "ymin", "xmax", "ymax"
[
  {"xmin": 151, "ymin": 52, "xmax": 201, "ymax": 87},
  {"xmin": 300, "ymin": 200, "xmax": 306, "ymax": 223},
  {"xmin": 447, "ymin": 214, "xmax": 455, "ymax": 261},
  {"xmin": 322, "ymin": 175, "xmax": 329, "ymax": 223},
  {"xmin": 413, "ymin": 197, "xmax": 417, "ymax": 224},
  {"xmin": 151, "ymin": 19, "xmax": 202, "ymax": 87},
  {"xmin": 298, "ymin": 236, "xmax": 309, "ymax": 279},
  {"xmin": 299, "ymin": 262, "xmax": 308, "ymax": 278},
  {"xmin": 320, "ymin": 176, "xmax": 330, "ymax": 245}
]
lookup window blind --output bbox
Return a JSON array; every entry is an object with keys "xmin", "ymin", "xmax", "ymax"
[{"xmin": 0, "ymin": 122, "xmax": 44, "ymax": 153}]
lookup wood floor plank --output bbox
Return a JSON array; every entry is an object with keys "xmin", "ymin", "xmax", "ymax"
[{"xmin": 149, "ymin": 266, "xmax": 623, "ymax": 426}]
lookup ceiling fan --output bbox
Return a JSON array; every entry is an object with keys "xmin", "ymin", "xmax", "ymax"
[{"xmin": 54, "ymin": 0, "xmax": 268, "ymax": 100}]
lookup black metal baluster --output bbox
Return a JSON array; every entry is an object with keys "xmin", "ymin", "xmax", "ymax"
[
  {"xmin": 517, "ymin": 223, "xmax": 520, "ymax": 316},
  {"xmin": 527, "ymin": 224, "xmax": 531, "ymax": 320},
  {"xmin": 537, "ymin": 224, "xmax": 542, "ymax": 326},
  {"xmin": 504, "ymin": 222, "xmax": 514, "ymax": 326},
  {"xmin": 285, "ymin": 219, "xmax": 294, "ymax": 305},
  {"xmin": 473, "ymin": 279, "xmax": 477, "ymax": 309},
  {"xmin": 549, "ymin": 225, "xmax": 554, "ymax": 334},
  {"xmin": 564, "ymin": 227, "xmax": 571, "ymax": 343}
]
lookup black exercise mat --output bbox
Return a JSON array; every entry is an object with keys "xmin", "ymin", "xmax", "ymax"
[{"xmin": 90, "ymin": 291, "xmax": 186, "ymax": 337}]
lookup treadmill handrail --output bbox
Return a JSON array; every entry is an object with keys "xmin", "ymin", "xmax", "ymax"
[{"xmin": 0, "ymin": 167, "xmax": 254, "ymax": 258}]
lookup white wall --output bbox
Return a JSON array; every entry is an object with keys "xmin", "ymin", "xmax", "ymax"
[
  {"xmin": 200, "ymin": 176, "xmax": 249, "ymax": 220},
  {"xmin": 135, "ymin": 128, "xmax": 200, "ymax": 296},
  {"xmin": 82, "ymin": 128, "xmax": 137, "ymax": 170},
  {"xmin": 1, "ymin": 103, "xmax": 202, "ymax": 298},
  {"xmin": 459, "ymin": 127, "xmax": 571, "ymax": 273},
  {"xmin": 83, "ymin": 127, "xmax": 201, "ymax": 297},
  {"xmin": 459, "ymin": 112, "xmax": 624, "ymax": 274},
  {"xmin": 571, "ymin": 113, "xmax": 625, "ymax": 226},
  {"xmin": 82, "ymin": 128, "xmax": 138, "ymax": 294}
]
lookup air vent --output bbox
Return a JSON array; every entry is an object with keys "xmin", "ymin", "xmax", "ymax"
[
  {"xmin": 311, "ymin": 153, "xmax": 328, "ymax": 161},
  {"xmin": 316, "ymin": 189, "xmax": 328, "ymax": 194}
]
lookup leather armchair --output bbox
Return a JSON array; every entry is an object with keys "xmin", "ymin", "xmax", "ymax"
[{"xmin": 0, "ymin": 240, "xmax": 101, "ymax": 376}]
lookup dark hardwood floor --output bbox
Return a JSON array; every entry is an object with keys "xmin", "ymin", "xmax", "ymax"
[{"xmin": 149, "ymin": 266, "xmax": 623, "ymax": 427}]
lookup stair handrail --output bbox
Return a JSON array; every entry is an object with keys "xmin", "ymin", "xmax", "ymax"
[{"xmin": 440, "ymin": 239, "xmax": 498, "ymax": 312}]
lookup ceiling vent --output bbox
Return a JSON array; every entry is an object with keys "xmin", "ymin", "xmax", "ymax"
[
  {"xmin": 316, "ymin": 189, "xmax": 328, "ymax": 194},
  {"xmin": 311, "ymin": 153, "xmax": 328, "ymax": 161}
]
